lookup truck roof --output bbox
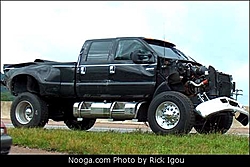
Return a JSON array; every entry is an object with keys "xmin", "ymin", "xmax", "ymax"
[{"xmin": 85, "ymin": 37, "xmax": 176, "ymax": 48}]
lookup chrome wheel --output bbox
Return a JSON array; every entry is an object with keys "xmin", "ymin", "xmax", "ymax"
[
  {"xmin": 15, "ymin": 100, "xmax": 34, "ymax": 124},
  {"xmin": 155, "ymin": 101, "xmax": 180, "ymax": 129}
]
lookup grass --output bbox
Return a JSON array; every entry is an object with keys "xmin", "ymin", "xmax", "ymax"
[{"xmin": 8, "ymin": 127, "xmax": 249, "ymax": 155}]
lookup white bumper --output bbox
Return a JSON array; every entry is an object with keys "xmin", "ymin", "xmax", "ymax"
[{"xmin": 195, "ymin": 97, "xmax": 249, "ymax": 126}]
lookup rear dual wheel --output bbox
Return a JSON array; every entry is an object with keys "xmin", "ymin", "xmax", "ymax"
[
  {"xmin": 64, "ymin": 118, "xmax": 96, "ymax": 131},
  {"xmin": 10, "ymin": 92, "xmax": 49, "ymax": 128}
]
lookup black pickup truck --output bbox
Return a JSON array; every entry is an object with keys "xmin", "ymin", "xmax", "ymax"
[{"xmin": 2, "ymin": 37, "xmax": 249, "ymax": 135}]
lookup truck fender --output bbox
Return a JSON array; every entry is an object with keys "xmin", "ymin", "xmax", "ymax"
[
  {"xmin": 153, "ymin": 82, "xmax": 171, "ymax": 98},
  {"xmin": 195, "ymin": 97, "xmax": 249, "ymax": 126},
  {"xmin": 10, "ymin": 65, "xmax": 60, "ymax": 95}
]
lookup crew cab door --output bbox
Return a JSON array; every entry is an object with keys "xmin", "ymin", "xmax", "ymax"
[
  {"xmin": 108, "ymin": 39, "xmax": 157, "ymax": 100},
  {"xmin": 76, "ymin": 40, "xmax": 113, "ymax": 98}
]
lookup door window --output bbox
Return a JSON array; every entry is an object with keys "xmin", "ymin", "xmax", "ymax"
[
  {"xmin": 87, "ymin": 41, "xmax": 112, "ymax": 61},
  {"xmin": 115, "ymin": 40, "xmax": 148, "ymax": 60}
]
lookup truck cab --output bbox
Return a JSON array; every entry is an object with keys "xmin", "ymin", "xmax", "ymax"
[{"xmin": 76, "ymin": 37, "xmax": 157, "ymax": 101}]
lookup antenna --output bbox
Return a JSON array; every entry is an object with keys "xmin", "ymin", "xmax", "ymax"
[
  {"xmin": 163, "ymin": 22, "xmax": 165, "ymax": 40},
  {"xmin": 163, "ymin": 22, "xmax": 165, "ymax": 57}
]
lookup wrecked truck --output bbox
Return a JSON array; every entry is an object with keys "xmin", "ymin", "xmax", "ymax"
[{"xmin": 1, "ymin": 37, "xmax": 249, "ymax": 135}]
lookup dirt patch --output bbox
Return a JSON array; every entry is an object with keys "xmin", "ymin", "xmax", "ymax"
[{"xmin": 9, "ymin": 145, "xmax": 68, "ymax": 155}]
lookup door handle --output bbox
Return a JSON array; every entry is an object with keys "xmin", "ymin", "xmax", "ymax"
[
  {"xmin": 146, "ymin": 67, "xmax": 155, "ymax": 71},
  {"xmin": 80, "ymin": 66, "xmax": 86, "ymax": 75},
  {"xmin": 109, "ymin": 65, "xmax": 115, "ymax": 74}
]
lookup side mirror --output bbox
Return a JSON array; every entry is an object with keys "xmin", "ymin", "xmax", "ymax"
[{"xmin": 131, "ymin": 50, "xmax": 155, "ymax": 64}]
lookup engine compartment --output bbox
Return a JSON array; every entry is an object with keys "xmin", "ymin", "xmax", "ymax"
[{"xmin": 160, "ymin": 58, "xmax": 234, "ymax": 101}]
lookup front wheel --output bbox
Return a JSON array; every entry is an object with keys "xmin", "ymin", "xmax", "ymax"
[
  {"xmin": 148, "ymin": 91, "xmax": 195, "ymax": 135},
  {"xmin": 194, "ymin": 112, "xmax": 233, "ymax": 134},
  {"xmin": 10, "ymin": 92, "xmax": 49, "ymax": 128}
]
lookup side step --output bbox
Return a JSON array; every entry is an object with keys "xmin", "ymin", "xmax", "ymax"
[{"xmin": 73, "ymin": 101, "xmax": 145, "ymax": 119}]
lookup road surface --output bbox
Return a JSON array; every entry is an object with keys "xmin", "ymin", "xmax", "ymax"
[{"xmin": 2, "ymin": 118, "xmax": 249, "ymax": 155}]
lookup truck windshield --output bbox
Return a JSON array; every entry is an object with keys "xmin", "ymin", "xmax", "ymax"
[{"xmin": 148, "ymin": 44, "xmax": 196, "ymax": 62}]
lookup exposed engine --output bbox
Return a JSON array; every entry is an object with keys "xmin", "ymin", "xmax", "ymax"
[{"xmin": 160, "ymin": 58, "xmax": 234, "ymax": 100}]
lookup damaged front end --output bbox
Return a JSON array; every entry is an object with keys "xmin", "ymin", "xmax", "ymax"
[
  {"xmin": 193, "ymin": 66, "xmax": 249, "ymax": 127},
  {"xmin": 162, "ymin": 58, "xmax": 249, "ymax": 130}
]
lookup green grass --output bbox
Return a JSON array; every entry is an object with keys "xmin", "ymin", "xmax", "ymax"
[
  {"xmin": 8, "ymin": 128, "xmax": 249, "ymax": 155},
  {"xmin": 1, "ymin": 91, "xmax": 14, "ymax": 101}
]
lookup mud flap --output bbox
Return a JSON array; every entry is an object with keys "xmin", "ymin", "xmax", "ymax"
[{"xmin": 195, "ymin": 96, "xmax": 249, "ymax": 126}]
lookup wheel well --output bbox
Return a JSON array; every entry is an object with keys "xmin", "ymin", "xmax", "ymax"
[
  {"xmin": 153, "ymin": 82, "xmax": 186, "ymax": 99},
  {"xmin": 136, "ymin": 102, "xmax": 149, "ymax": 122},
  {"xmin": 12, "ymin": 75, "xmax": 40, "ymax": 95},
  {"xmin": 153, "ymin": 82, "xmax": 171, "ymax": 98}
]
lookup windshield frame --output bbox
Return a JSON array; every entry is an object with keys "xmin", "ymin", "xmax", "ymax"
[
  {"xmin": 172, "ymin": 47, "xmax": 197, "ymax": 62},
  {"xmin": 141, "ymin": 38, "xmax": 196, "ymax": 62},
  {"xmin": 148, "ymin": 43, "xmax": 196, "ymax": 62}
]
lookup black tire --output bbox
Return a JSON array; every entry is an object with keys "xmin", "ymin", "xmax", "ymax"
[
  {"xmin": 194, "ymin": 112, "xmax": 233, "ymax": 134},
  {"xmin": 64, "ymin": 118, "xmax": 96, "ymax": 131},
  {"xmin": 10, "ymin": 92, "xmax": 49, "ymax": 128},
  {"xmin": 148, "ymin": 91, "xmax": 195, "ymax": 135}
]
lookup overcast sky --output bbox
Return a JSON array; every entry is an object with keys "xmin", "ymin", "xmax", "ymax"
[{"xmin": 1, "ymin": 1, "xmax": 249, "ymax": 106}]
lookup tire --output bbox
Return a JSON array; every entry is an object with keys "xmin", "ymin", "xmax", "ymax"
[
  {"xmin": 10, "ymin": 92, "xmax": 49, "ymax": 128},
  {"xmin": 148, "ymin": 91, "xmax": 195, "ymax": 135},
  {"xmin": 194, "ymin": 112, "xmax": 233, "ymax": 134},
  {"xmin": 64, "ymin": 118, "xmax": 96, "ymax": 131}
]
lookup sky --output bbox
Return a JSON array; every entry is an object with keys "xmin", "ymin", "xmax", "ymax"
[{"xmin": 1, "ymin": 1, "xmax": 249, "ymax": 106}]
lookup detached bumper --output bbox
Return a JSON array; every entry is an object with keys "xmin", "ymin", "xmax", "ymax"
[{"xmin": 195, "ymin": 97, "xmax": 249, "ymax": 126}]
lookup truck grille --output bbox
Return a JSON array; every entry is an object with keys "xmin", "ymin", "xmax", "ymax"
[{"xmin": 208, "ymin": 66, "xmax": 233, "ymax": 98}]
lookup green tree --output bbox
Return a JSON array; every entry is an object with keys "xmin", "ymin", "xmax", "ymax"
[{"xmin": 1, "ymin": 92, "xmax": 14, "ymax": 101}]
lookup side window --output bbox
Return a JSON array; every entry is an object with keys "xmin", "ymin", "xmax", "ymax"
[
  {"xmin": 87, "ymin": 41, "xmax": 112, "ymax": 61},
  {"xmin": 115, "ymin": 40, "xmax": 148, "ymax": 60}
]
